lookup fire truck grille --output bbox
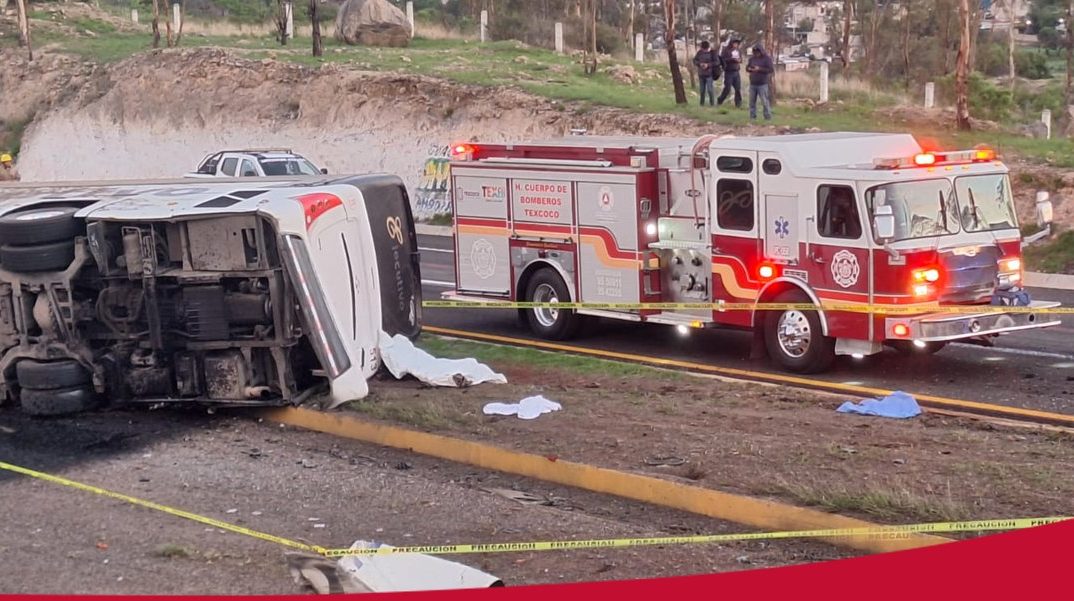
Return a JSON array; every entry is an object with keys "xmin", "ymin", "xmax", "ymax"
[{"xmin": 939, "ymin": 246, "xmax": 1000, "ymax": 304}]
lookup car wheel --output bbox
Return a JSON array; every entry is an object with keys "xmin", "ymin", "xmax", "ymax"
[
  {"xmin": 16, "ymin": 359, "xmax": 92, "ymax": 390},
  {"xmin": 889, "ymin": 340, "xmax": 948, "ymax": 356},
  {"xmin": 763, "ymin": 291, "xmax": 835, "ymax": 374},
  {"xmin": 524, "ymin": 269, "xmax": 582, "ymax": 340},
  {"xmin": 0, "ymin": 206, "xmax": 81, "ymax": 245},
  {"xmin": 0, "ymin": 240, "xmax": 75, "ymax": 272},
  {"xmin": 20, "ymin": 386, "xmax": 98, "ymax": 416}
]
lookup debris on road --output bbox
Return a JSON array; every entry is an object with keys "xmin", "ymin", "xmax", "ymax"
[
  {"xmin": 836, "ymin": 391, "xmax": 922, "ymax": 419},
  {"xmin": 483, "ymin": 395, "xmax": 562, "ymax": 420},
  {"xmin": 378, "ymin": 333, "xmax": 507, "ymax": 395}
]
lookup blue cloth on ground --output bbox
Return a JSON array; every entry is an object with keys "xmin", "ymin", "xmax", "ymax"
[{"xmin": 837, "ymin": 391, "xmax": 921, "ymax": 419}]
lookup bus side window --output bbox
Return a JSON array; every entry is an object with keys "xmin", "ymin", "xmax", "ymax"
[
  {"xmin": 817, "ymin": 185, "xmax": 862, "ymax": 239},
  {"xmin": 716, "ymin": 179, "xmax": 754, "ymax": 231}
]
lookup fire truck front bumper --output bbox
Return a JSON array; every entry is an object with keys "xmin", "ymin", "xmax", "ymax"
[{"xmin": 884, "ymin": 301, "xmax": 1062, "ymax": 343}]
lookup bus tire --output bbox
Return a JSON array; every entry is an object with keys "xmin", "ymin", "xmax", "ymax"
[
  {"xmin": 20, "ymin": 386, "xmax": 98, "ymax": 417},
  {"xmin": 763, "ymin": 291, "xmax": 835, "ymax": 374},
  {"xmin": 0, "ymin": 206, "xmax": 81, "ymax": 246},
  {"xmin": 523, "ymin": 269, "xmax": 581, "ymax": 340}
]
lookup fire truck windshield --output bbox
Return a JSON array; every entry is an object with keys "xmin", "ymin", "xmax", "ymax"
[
  {"xmin": 954, "ymin": 174, "xmax": 1018, "ymax": 233},
  {"xmin": 867, "ymin": 179, "xmax": 960, "ymax": 241}
]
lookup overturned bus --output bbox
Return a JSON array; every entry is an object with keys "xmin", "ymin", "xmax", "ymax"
[{"xmin": 0, "ymin": 175, "xmax": 421, "ymax": 415}]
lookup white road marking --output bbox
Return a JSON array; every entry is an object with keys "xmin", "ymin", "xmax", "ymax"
[
  {"xmin": 418, "ymin": 247, "xmax": 454, "ymax": 254},
  {"xmin": 421, "ymin": 279, "xmax": 456, "ymax": 288},
  {"xmin": 954, "ymin": 343, "xmax": 1074, "ymax": 361}
]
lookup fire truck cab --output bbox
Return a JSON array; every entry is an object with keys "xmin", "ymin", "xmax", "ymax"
[{"xmin": 445, "ymin": 132, "xmax": 1060, "ymax": 373}]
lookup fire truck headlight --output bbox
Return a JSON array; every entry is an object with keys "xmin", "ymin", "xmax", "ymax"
[
  {"xmin": 676, "ymin": 325, "xmax": 690, "ymax": 336},
  {"xmin": 913, "ymin": 340, "xmax": 927, "ymax": 349},
  {"xmin": 645, "ymin": 223, "xmax": 657, "ymax": 236},
  {"xmin": 1003, "ymin": 258, "xmax": 1021, "ymax": 272},
  {"xmin": 913, "ymin": 284, "xmax": 931, "ymax": 297}
]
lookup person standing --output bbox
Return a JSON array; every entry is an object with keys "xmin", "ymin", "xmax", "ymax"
[
  {"xmin": 746, "ymin": 44, "xmax": 774, "ymax": 121},
  {"xmin": 0, "ymin": 153, "xmax": 17, "ymax": 181},
  {"xmin": 717, "ymin": 39, "xmax": 743, "ymax": 108},
  {"xmin": 693, "ymin": 41, "xmax": 721, "ymax": 106}
]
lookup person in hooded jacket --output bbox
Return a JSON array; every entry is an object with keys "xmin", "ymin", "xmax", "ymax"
[
  {"xmin": 746, "ymin": 44, "xmax": 774, "ymax": 120},
  {"xmin": 692, "ymin": 41, "xmax": 721, "ymax": 106},
  {"xmin": 717, "ymin": 39, "xmax": 743, "ymax": 108}
]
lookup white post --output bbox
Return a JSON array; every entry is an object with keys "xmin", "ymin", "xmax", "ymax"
[
  {"xmin": 1042, "ymin": 109, "xmax": 1053, "ymax": 139},
  {"xmin": 285, "ymin": 2, "xmax": 294, "ymax": 39},
  {"xmin": 480, "ymin": 10, "xmax": 488, "ymax": 43},
  {"xmin": 924, "ymin": 82, "xmax": 935, "ymax": 109},
  {"xmin": 171, "ymin": 3, "xmax": 180, "ymax": 33},
  {"xmin": 819, "ymin": 60, "xmax": 829, "ymax": 103},
  {"xmin": 130, "ymin": 8, "xmax": 138, "ymax": 23},
  {"xmin": 555, "ymin": 22, "xmax": 564, "ymax": 53},
  {"xmin": 635, "ymin": 33, "xmax": 644, "ymax": 62},
  {"xmin": 406, "ymin": 1, "xmax": 415, "ymax": 36}
]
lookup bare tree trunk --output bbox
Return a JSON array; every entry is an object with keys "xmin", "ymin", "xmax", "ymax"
[
  {"xmin": 713, "ymin": 0, "xmax": 723, "ymax": 45},
  {"xmin": 839, "ymin": 0, "xmax": 852, "ymax": 70},
  {"xmin": 1067, "ymin": 0, "xmax": 1074, "ymax": 109},
  {"xmin": 764, "ymin": 0, "xmax": 776, "ymax": 102},
  {"xmin": 276, "ymin": 0, "xmax": 289, "ymax": 45},
  {"xmin": 310, "ymin": 0, "xmax": 323, "ymax": 57},
  {"xmin": 1006, "ymin": 0, "xmax": 1015, "ymax": 91},
  {"xmin": 955, "ymin": 0, "xmax": 972, "ymax": 130},
  {"xmin": 165, "ymin": 0, "xmax": 174, "ymax": 47},
  {"xmin": 14, "ymin": 0, "xmax": 32, "ymax": 60},
  {"xmin": 666, "ymin": 0, "xmax": 688, "ymax": 104},
  {"xmin": 174, "ymin": 3, "xmax": 184, "ymax": 46},
  {"xmin": 628, "ymin": 0, "xmax": 635, "ymax": 47},
  {"xmin": 902, "ymin": 0, "xmax": 912, "ymax": 88},
  {"xmin": 583, "ymin": 0, "xmax": 597, "ymax": 73},
  {"xmin": 151, "ymin": 0, "xmax": 161, "ymax": 48}
]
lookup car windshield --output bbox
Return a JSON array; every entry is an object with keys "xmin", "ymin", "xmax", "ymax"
[
  {"xmin": 867, "ymin": 179, "xmax": 960, "ymax": 241},
  {"xmin": 954, "ymin": 174, "xmax": 1018, "ymax": 233},
  {"xmin": 260, "ymin": 158, "xmax": 320, "ymax": 176}
]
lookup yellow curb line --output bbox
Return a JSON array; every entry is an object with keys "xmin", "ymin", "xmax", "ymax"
[
  {"xmin": 260, "ymin": 407, "xmax": 948, "ymax": 555},
  {"xmin": 425, "ymin": 325, "xmax": 1074, "ymax": 429}
]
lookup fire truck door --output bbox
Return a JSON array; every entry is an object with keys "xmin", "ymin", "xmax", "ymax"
[
  {"xmin": 764, "ymin": 194, "xmax": 800, "ymax": 263},
  {"xmin": 453, "ymin": 174, "xmax": 511, "ymax": 295}
]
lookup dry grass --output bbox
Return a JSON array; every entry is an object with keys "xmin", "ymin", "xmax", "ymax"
[
  {"xmin": 776, "ymin": 479, "xmax": 968, "ymax": 523},
  {"xmin": 778, "ymin": 69, "xmax": 910, "ymax": 106}
]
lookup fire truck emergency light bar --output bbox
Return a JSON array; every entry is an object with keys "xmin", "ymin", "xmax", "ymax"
[{"xmin": 873, "ymin": 147, "xmax": 997, "ymax": 170}]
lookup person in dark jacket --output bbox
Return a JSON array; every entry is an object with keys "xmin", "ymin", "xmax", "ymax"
[
  {"xmin": 692, "ymin": 41, "xmax": 721, "ymax": 106},
  {"xmin": 746, "ymin": 44, "xmax": 774, "ymax": 120},
  {"xmin": 717, "ymin": 39, "xmax": 742, "ymax": 107}
]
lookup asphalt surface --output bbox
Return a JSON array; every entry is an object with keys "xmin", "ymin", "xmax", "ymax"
[{"xmin": 418, "ymin": 234, "xmax": 1074, "ymax": 416}]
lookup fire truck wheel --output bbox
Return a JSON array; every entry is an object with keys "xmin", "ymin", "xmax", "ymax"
[
  {"xmin": 524, "ymin": 269, "xmax": 581, "ymax": 340},
  {"xmin": 889, "ymin": 340, "xmax": 948, "ymax": 356},
  {"xmin": 763, "ymin": 292, "xmax": 835, "ymax": 374}
]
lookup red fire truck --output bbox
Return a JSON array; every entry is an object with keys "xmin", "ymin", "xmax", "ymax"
[{"xmin": 443, "ymin": 132, "xmax": 1060, "ymax": 373}]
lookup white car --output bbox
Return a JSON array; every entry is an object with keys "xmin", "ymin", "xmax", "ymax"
[
  {"xmin": 0, "ymin": 175, "xmax": 421, "ymax": 415},
  {"xmin": 186, "ymin": 149, "xmax": 328, "ymax": 178}
]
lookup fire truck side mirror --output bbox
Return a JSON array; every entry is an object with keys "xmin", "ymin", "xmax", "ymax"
[
  {"xmin": 1035, "ymin": 191, "xmax": 1054, "ymax": 228},
  {"xmin": 873, "ymin": 205, "xmax": 896, "ymax": 241}
]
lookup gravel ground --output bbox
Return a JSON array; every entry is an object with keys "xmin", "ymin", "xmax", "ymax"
[{"xmin": 0, "ymin": 408, "xmax": 843, "ymax": 594}]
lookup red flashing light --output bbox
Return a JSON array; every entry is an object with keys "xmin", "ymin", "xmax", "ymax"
[
  {"xmin": 913, "ymin": 153, "xmax": 937, "ymax": 166},
  {"xmin": 892, "ymin": 323, "xmax": 910, "ymax": 338},
  {"xmin": 758, "ymin": 263, "xmax": 778, "ymax": 281},
  {"xmin": 451, "ymin": 143, "xmax": 476, "ymax": 159}
]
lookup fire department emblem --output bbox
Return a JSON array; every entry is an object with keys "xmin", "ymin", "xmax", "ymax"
[
  {"xmin": 831, "ymin": 250, "xmax": 860, "ymax": 288},
  {"xmin": 470, "ymin": 238, "xmax": 497, "ymax": 280},
  {"xmin": 598, "ymin": 186, "xmax": 614, "ymax": 212}
]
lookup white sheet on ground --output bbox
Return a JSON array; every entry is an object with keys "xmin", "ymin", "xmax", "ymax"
[
  {"xmin": 337, "ymin": 541, "xmax": 503, "ymax": 591},
  {"xmin": 483, "ymin": 395, "xmax": 562, "ymax": 420},
  {"xmin": 379, "ymin": 333, "xmax": 507, "ymax": 387}
]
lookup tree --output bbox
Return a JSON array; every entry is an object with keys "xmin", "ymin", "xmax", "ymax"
[
  {"xmin": 712, "ymin": 0, "xmax": 724, "ymax": 45},
  {"xmin": 1068, "ymin": 0, "xmax": 1074, "ymax": 108},
  {"xmin": 955, "ymin": 0, "xmax": 972, "ymax": 130},
  {"xmin": 310, "ymin": 0, "xmax": 323, "ymax": 57},
  {"xmin": 841, "ymin": 0, "xmax": 853, "ymax": 70},
  {"xmin": 666, "ymin": 0, "xmax": 688, "ymax": 104},
  {"xmin": 14, "ymin": 0, "xmax": 32, "ymax": 60},
  {"xmin": 276, "ymin": 0, "xmax": 291, "ymax": 46},
  {"xmin": 151, "ymin": 0, "xmax": 162, "ymax": 48}
]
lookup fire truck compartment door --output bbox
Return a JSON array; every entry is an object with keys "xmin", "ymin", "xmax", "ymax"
[
  {"xmin": 764, "ymin": 195, "xmax": 800, "ymax": 263},
  {"xmin": 576, "ymin": 180, "xmax": 640, "ymax": 305},
  {"xmin": 453, "ymin": 174, "xmax": 511, "ymax": 294}
]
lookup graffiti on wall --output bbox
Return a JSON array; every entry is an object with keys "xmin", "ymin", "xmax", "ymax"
[{"xmin": 413, "ymin": 144, "xmax": 452, "ymax": 220}]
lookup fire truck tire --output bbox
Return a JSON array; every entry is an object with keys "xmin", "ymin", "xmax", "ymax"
[
  {"xmin": 0, "ymin": 240, "xmax": 76, "ymax": 273},
  {"xmin": 524, "ymin": 269, "xmax": 581, "ymax": 340},
  {"xmin": 763, "ymin": 292, "xmax": 835, "ymax": 374},
  {"xmin": 0, "ymin": 206, "xmax": 81, "ymax": 246},
  {"xmin": 889, "ymin": 340, "xmax": 948, "ymax": 356},
  {"xmin": 20, "ymin": 386, "xmax": 98, "ymax": 416}
]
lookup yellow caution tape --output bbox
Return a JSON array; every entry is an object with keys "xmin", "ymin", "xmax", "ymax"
[
  {"xmin": 423, "ymin": 300, "xmax": 1074, "ymax": 315},
  {"xmin": 1, "ymin": 460, "xmax": 1066, "ymax": 559}
]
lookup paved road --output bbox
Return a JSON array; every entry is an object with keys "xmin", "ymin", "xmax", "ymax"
[
  {"xmin": 418, "ymin": 234, "xmax": 1074, "ymax": 416},
  {"xmin": 0, "ymin": 410, "xmax": 836, "ymax": 594}
]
